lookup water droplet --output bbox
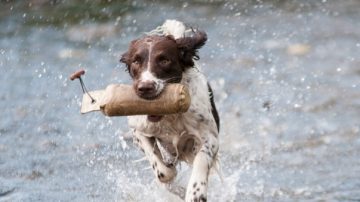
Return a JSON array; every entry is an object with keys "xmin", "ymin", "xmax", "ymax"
[
  {"xmin": 38, "ymin": 74, "xmax": 42, "ymax": 78},
  {"xmin": 234, "ymin": 12, "xmax": 241, "ymax": 16},
  {"xmin": 294, "ymin": 103, "xmax": 301, "ymax": 108}
]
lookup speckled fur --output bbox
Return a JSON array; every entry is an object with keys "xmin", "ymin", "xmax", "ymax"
[{"xmin": 128, "ymin": 67, "xmax": 219, "ymax": 201}]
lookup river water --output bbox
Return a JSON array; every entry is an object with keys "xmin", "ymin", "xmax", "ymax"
[{"xmin": 0, "ymin": 0, "xmax": 359, "ymax": 201}]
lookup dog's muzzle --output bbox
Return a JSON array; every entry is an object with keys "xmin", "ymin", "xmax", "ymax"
[
  {"xmin": 136, "ymin": 81, "xmax": 164, "ymax": 122},
  {"xmin": 137, "ymin": 81, "xmax": 158, "ymax": 99}
]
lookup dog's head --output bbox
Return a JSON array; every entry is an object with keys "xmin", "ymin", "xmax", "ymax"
[{"xmin": 120, "ymin": 30, "xmax": 207, "ymax": 100}]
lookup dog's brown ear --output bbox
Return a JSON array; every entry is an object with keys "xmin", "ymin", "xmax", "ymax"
[
  {"xmin": 120, "ymin": 51, "xmax": 131, "ymax": 73},
  {"xmin": 120, "ymin": 39, "xmax": 138, "ymax": 72},
  {"xmin": 120, "ymin": 52, "xmax": 129, "ymax": 64},
  {"xmin": 176, "ymin": 30, "xmax": 207, "ymax": 68},
  {"xmin": 120, "ymin": 39, "xmax": 139, "ymax": 64}
]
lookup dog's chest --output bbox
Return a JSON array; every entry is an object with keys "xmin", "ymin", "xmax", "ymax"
[
  {"xmin": 128, "ymin": 112, "xmax": 204, "ymax": 162},
  {"xmin": 128, "ymin": 111, "xmax": 203, "ymax": 140},
  {"xmin": 127, "ymin": 69, "xmax": 217, "ymax": 163}
]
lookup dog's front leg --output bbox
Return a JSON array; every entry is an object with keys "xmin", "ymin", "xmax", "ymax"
[
  {"xmin": 133, "ymin": 130, "xmax": 177, "ymax": 183},
  {"xmin": 185, "ymin": 134, "xmax": 219, "ymax": 202}
]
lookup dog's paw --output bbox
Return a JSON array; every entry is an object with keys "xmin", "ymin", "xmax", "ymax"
[
  {"xmin": 186, "ymin": 194, "xmax": 207, "ymax": 202},
  {"xmin": 151, "ymin": 160, "xmax": 177, "ymax": 183},
  {"xmin": 185, "ymin": 181, "xmax": 207, "ymax": 202}
]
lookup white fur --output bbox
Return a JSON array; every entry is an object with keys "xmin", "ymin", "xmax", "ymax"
[
  {"xmin": 140, "ymin": 70, "xmax": 165, "ymax": 96},
  {"xmin": 128, "ymin": 20, "xmax": 219, "ymax": 202},
  {"xmin": 162, "ymin": 20, "xmax": 186, "ymax": 39},
  {"xmin": 146, "ymin": 40, "xmax": 154, "ymax": 69},
  {"xmin": 146, "ymin": 19, "xmax": 189, "ymax": 39},
  {"xmin": 139, "ymin": 39, "xmax": 164, "ymax": 96},
  {"xmin": 129, "ymin": 68, "xmax": 217, "ymax": 145},
  {"xmin": 128, "ymin": 68, "xmax": 219, "ymax": 201}
]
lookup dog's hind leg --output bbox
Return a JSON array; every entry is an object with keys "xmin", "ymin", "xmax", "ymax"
[
  {"xmin": 133, "ymin": 130, "xmax": 177, "ymax": 183},
  {"xmin": 185, "ymin": 134, "xmax": 219, "ymax": 202}
]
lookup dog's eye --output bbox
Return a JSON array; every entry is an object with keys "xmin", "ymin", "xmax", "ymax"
[
  {"xmin": 132, "ymin": 57, "xmax": 142, "ymax": 65},
  {"xmin": 159, "ymin": 58, "xmax": 171, "ymax": 66}
]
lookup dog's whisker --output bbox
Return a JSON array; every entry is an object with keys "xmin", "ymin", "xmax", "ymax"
[
  {"xmin": 143, "ymin": 166, "xmax": 152, "ymax": 170},
  {"xmin": 163, "ymin": 76, "xmax": 182, "ymax": 84},
  {"xmin": 133, "ymin": 157, "xmax": 147, "ymax": 163}
]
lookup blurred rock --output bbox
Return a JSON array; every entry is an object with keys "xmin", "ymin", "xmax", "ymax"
[
  {"xmin": 37, "ymin": 123, "xmax": 61, "ymax": 135},
  {"xmin": 81, "ymin": 143, "xmax": 102, "ymax": 150},
  {"xmin": 0, "ymin": 187, "xmax": 14, "ymax": 197},
  {"xmin": 58, "ymin": 49, "xmax": 86, "ymax": 59},
  {"xmin": 29, "ymin": 0, "xmax": 50, "ymax": 7},
  {"xmin": 233, "ymin": 57, "xmax": 256, "ymax": 68},
  {"xmin": 38, "ymin": 140, "xmax": 57, "ymax": 151},
  {"xmin": 25, "ymin": 170, "xmax": 43, "ymax": 180},
  {"xmin": 0, "ymin": 144, "xmax": 7, "ymax": 152},
  {"xmin": 262, "ymin": 101, "xmax": 271, "ymax": 111},
  {"xmin": 304, "ymin": 98, "xmax": 337, "ymax": 113},
  {"xmin": 15, "ymin": 107, "xmax": 28, "ymax": 119},
  {"xmin": 66, "ymin": 23, "xmax": 118, "ymax": 43},
  {"xmin": 287, "ymin": 43, "xmax": 311, "ymax": 56},
  {"xmin": 263, "ymin": 39, "xmax": 287, "ymax": 50}
]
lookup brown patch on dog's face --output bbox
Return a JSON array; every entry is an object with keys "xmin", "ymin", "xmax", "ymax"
[
  {"xmin": 122, "ymin": 35, "xmax": 183, "ymax": 83},
  {"xmin": 148, "ymin": 37, "xmax": 184, "ymax": 82},
  {"xmin": 120, "ymin": 31, "xmax": 207, "ymax": 99}
]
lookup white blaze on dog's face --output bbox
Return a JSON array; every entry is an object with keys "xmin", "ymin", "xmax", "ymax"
[
  {"xmin": 120, "ymin": 31, "xmax": 208, "ymax": 122},
  {"xmin": 121, "ymin": 35, "xmax": 183, "ymax": 100},
  {"xmin": 121, "ymin": 31, "xmax": 207, "ymax": 99},
  {"xmin": 138, "ymin": 70, "xmax": 164, "ymax": 97}
]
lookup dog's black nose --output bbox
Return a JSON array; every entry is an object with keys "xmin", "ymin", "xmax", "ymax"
[{"xmin": 137, "ymin": 81, "xmax": 156, "ymax": 97}]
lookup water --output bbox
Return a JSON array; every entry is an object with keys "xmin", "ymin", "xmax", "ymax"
[{"xmin": 1, "ymin": 0, "xmax": 360, "ymax": 201}]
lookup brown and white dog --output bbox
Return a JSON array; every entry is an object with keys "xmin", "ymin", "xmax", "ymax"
[{"xmin": 120, "ymin": 20, "xmax": 219, "ymax": 202}]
